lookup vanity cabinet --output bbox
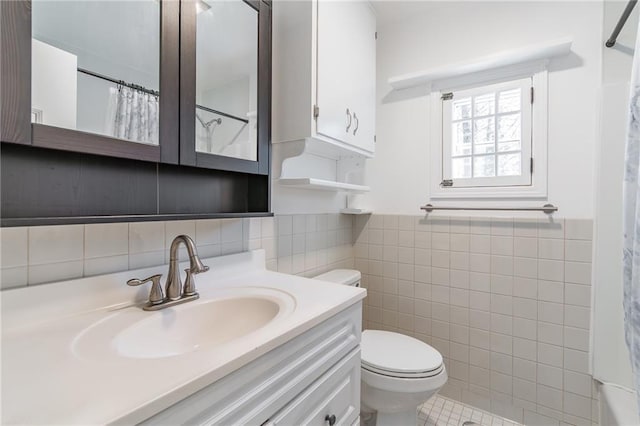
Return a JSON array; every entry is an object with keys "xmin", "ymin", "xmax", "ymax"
[
  {"xmin": 272, "ymin": 0, "xmax": 376, "ymax": 157},
  {"xmin": 141, "ymin": 303, "xmax": 362, "ymax": 426}
]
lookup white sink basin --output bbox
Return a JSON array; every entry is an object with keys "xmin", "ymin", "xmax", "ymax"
[
  {"xmin": 116, "ymin": 297, "xmax": 281, "ymax": 359},
  {"xmin": 72, "ymin": 287, "xmax": 296, "ymax": 361}
]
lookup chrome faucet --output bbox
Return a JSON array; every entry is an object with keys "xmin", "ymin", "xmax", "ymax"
[{"xmin": 127, "ymin": 234, "xmax": 209, "ymax": 311}]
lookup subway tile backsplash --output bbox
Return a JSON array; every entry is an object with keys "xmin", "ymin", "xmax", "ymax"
[
  {"xmin": 354, "ymin": 215, "xmax": 596, "ymax": 426},
  {"xmin": 0, "ymin": 214, "xmax": 354, "ymax": 289},
  {"xmin": 1, "ymin": 212, "xmax": 596, "ymax": 426}
]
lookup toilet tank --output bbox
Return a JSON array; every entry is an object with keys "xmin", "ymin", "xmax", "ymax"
[{"xmin": 314, "ymin": 269, "xmax": 361, "ymax": 287}]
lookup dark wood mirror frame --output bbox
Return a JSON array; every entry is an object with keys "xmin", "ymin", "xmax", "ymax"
[{"xmin": 0, "ymin": 0, "xmax": 272, "ymax": 226}]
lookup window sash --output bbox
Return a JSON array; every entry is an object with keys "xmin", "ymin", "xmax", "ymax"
[{"xmin": 442, "ymin": 78, "xmax": 533, "ymax": 188}]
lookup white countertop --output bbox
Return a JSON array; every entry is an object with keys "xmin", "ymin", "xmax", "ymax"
[{"xmin": 1, "ymin": 250, "xmax": 366, "ymax": 425}]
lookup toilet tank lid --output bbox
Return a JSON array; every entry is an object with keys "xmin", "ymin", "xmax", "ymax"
[{"xmin": 314, "ymin": 269, "xmax": 361, "ymax": 286}]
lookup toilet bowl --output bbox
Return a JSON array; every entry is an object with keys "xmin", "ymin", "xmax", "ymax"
[{"xmin": 314, "ymin": 269, "xmax": 448, "ymax": 426}]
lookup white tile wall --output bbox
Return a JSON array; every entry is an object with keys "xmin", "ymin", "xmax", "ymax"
[
  {"xmin": 1, "ymin": 212, "xmax": 598, "ymax": 426},
  {"xmin": 0, "ymin": 214, "xmax": 354, "ymax": 289},
  {"xmin": 354, "ymin": 215, "xmax": 596, "ymax": 426}
]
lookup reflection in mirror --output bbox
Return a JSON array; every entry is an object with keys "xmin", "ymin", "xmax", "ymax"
[
  {"xmin": 196, "ymin": 0, "xmax": 258, "ymax": 161},
  {"xmin": 31, "ymin": 0, "xmax": 160, "ymax": 145}
]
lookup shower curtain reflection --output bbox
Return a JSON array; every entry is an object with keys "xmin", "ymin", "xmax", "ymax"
[{"xmin": 105, "ymin": 86, "xmax": 159, "ymax": 145}]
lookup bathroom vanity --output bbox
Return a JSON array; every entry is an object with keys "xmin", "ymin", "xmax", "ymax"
[{"xmin": 1, "ymin": 250, "xmax": 365, "ymax": 425}]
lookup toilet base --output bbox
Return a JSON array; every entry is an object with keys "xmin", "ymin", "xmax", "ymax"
[{"xmin": 375, "ymin": 409, "xmax": 417, "ymax": 426}]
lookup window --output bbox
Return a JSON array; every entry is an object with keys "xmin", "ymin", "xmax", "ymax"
[
  {"xmin": 430, "ymin": 69, "xmax": 547, "ymax": 199},
  {"xmin": 443, "ymin": 78, "xmax": 532, "ymax": 187}
]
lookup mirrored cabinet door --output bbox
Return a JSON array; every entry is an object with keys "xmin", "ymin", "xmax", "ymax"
[
  {"xmin": 181, "ymin": 0, "xmax": 270, "ymax": 174},
  {"xmin": 195, "ymin": 0, "xmax": 258, "ymax": 161},
  {"xmin": 32, "ymin": 0, "xmax": 160, "ymax": 145},
  {"xmin": 1, "ymin": 0, "xmax": 180, "ymax": 163}
]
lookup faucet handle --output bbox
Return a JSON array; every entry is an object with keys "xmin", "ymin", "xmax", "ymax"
[
  {"xmin": 183, "ymin": 269, "xmax": 198, "ymax": 297},
  {"xmin": 127, "ymin": 274, "xmax": 164, "ymax": 305}
]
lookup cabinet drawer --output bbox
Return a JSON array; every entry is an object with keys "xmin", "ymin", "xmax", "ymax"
[{"xmin": 266, "ymin": 348, "xmax": 361, "ymax": 426}]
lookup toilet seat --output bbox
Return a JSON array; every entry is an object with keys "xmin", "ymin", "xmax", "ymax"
[
  {"xmin": 362, "ymin": 362, "xmax": 445, "ymax": 378},
  {"xmin": 361, "ymin": 330, "xmax": 444, "ymax": 378}
]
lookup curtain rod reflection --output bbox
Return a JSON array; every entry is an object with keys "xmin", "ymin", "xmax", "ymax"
[{"xmin": 77, "ymin": 67, "xmax": 250, "ymax": 124}]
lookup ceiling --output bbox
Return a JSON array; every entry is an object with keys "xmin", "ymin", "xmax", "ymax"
[{"xmin": 371, "ymin": 1, "xmax": 450, "ymax": 26}]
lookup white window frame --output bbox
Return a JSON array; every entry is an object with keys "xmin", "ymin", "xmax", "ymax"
[{"xmin": 429, "ymin": 62, "xmax": 548, "ymax": 199}]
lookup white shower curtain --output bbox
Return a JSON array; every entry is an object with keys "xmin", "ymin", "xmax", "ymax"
[
  {"xmin": 105, "ymin": 86, "xmax": 159, "ymax": 144},
  {"xmin": 624, "ymin": 22, "xmax": 640, "ymax": 412}
]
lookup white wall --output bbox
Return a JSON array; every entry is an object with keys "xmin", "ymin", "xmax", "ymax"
[
  {"xmin": 366, "ymin": 1, "xmax": 603, "ymax": 218},
  {"xmin": 31, "ymin": 39, "xmax": 77, "ymax": 129},
  {"xmin": 591, "ymin": 0, "xmax": 637, "ymax": 390}
]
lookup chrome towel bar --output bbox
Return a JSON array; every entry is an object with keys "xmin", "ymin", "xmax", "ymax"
[{"xmin": 420, "ymin": 203, "xmax": 558, "ymax": 214}]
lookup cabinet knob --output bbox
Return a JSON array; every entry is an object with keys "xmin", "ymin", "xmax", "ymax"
[
  {"xmin": 346, "ymin": 108, "xmax": 352, "ymax": 132},
  {"xmin": 325, "ymin": 414, "xmax": 337, "ymax": 426}
]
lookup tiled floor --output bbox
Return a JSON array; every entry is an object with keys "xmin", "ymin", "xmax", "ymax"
[{"xmin": 418, "ymin": 396, "xmax": 523, "ymax": 426}]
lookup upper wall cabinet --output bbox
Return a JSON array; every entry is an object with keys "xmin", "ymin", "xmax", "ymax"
[
  {"xmin": 1, "ymin": 0, "xmax": 271, "ymax": 175},
  {"xmin": 272, "ymin": 0, "xmax": 376, "ymax": 157}
]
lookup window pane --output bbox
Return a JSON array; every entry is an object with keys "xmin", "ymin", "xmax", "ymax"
[
  {"xmin": 452, "ymin": 121, "xmax": 472, "ymax": 155},
  {"xmin": 498, "ymin": 89, "xmax": 521, "ymax": 113},
  {"xmin": 498, "ymin": 140, "xmax": 521, "ymax": 152},
  {"xmin": 498, "ymin": 153, "xmax": 521, "ymax": 176},
  {"xmin": 473, "ymin": 117, "xmax": 495, "ymax": 154},
  {"xmin": 452, "ymin": 98, "xmax": 472, "ymax": 120},
  {"xmin": 474, "ymin": 155, "xmax": 495, "ymax": 177},
  {"xmin": 452, "ymin": 157, "xmax": 472, "ymax": 179},
  {"xmin": 474, "ymin": 93, "xmax": 495, "ymax": 117},
  {"xmin": 498, "ymin": 114, "xmax": 520, "ymax": 141}
]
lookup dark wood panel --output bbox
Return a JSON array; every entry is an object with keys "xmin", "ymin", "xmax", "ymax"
[
  {"xmin": 257, "ymin": 0, "xmax": 272, "ymax": 176},
  {"xmin": 1, "ymin": 144, "xmax": 271, "ymax": 226},
  {"xmin": 158, "ymin": 164, "xmax": 250, "ymax": 214},
  {"xmin": 179, "ymin": 0, "xmax": 197, "ymax": 165},
  {"xmin": 159, "ymin": 0, "xmax": 180, "ymax": 164},
  {"xmin": 1, "ymin": 212, "xmax": 273, "ymax": 227},
  {"xmin": 195, "ymin": 152, "xmax": 261, "ymax": 174},
  {"xmin": 32, "ymin": 124, "xmax": 161, "ymax": 162},
  {"xmin": 247, "ymin": 174, "xmax": 269, "ymax": 212},
  {"xmin": 1, "ymin": 144, "xmax": 157, "ymax": 219},
  {"xmin": 1, "ymin": 0, "xmax": 31, "ymax": 145}
]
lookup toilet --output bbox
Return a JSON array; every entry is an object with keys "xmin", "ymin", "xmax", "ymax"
[{"xmin": 313, "ymin": 269, "xmax": 448, "ymax": 426}]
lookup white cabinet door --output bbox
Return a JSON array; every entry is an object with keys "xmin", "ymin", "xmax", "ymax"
[
  {"xmin": 316, "ymin": 1, "xmax": 376, "ymax": 155},
  {"xmin": 348, "ymin": 3, "xmax": 376, "ymax": 153},
  {"xmin": 316, "ymin": 0, "xmax": 353, "ymax": 145}
]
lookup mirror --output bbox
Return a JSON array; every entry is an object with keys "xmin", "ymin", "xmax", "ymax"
[
  {"xmin": 195, "ymin": 0, "xmax": 258, "ymax": 161},
  {"xmin": 31, "ymin": 0, "xmax": 160, "ymax": 145}
]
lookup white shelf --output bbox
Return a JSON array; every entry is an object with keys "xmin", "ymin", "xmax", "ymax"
[
  {"xmin": 340, "ymin": 208, "xmax": 372, "ymax": 215},
  {"xmin": 278, "ymin": 178, "xmax": 370, "ymax": 193},
  {"xmin": 388, "ymin": 37, "xmax": 572, "ymax": 90}
]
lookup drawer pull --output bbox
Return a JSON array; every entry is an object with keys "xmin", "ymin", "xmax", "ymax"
[
  {"xmin": 325, "ymin": 414, "xmax": 337, "ymax": 426},
  {"xmin": 352, "ymin": 113, "xmax": 359, "ymax": 136}
]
